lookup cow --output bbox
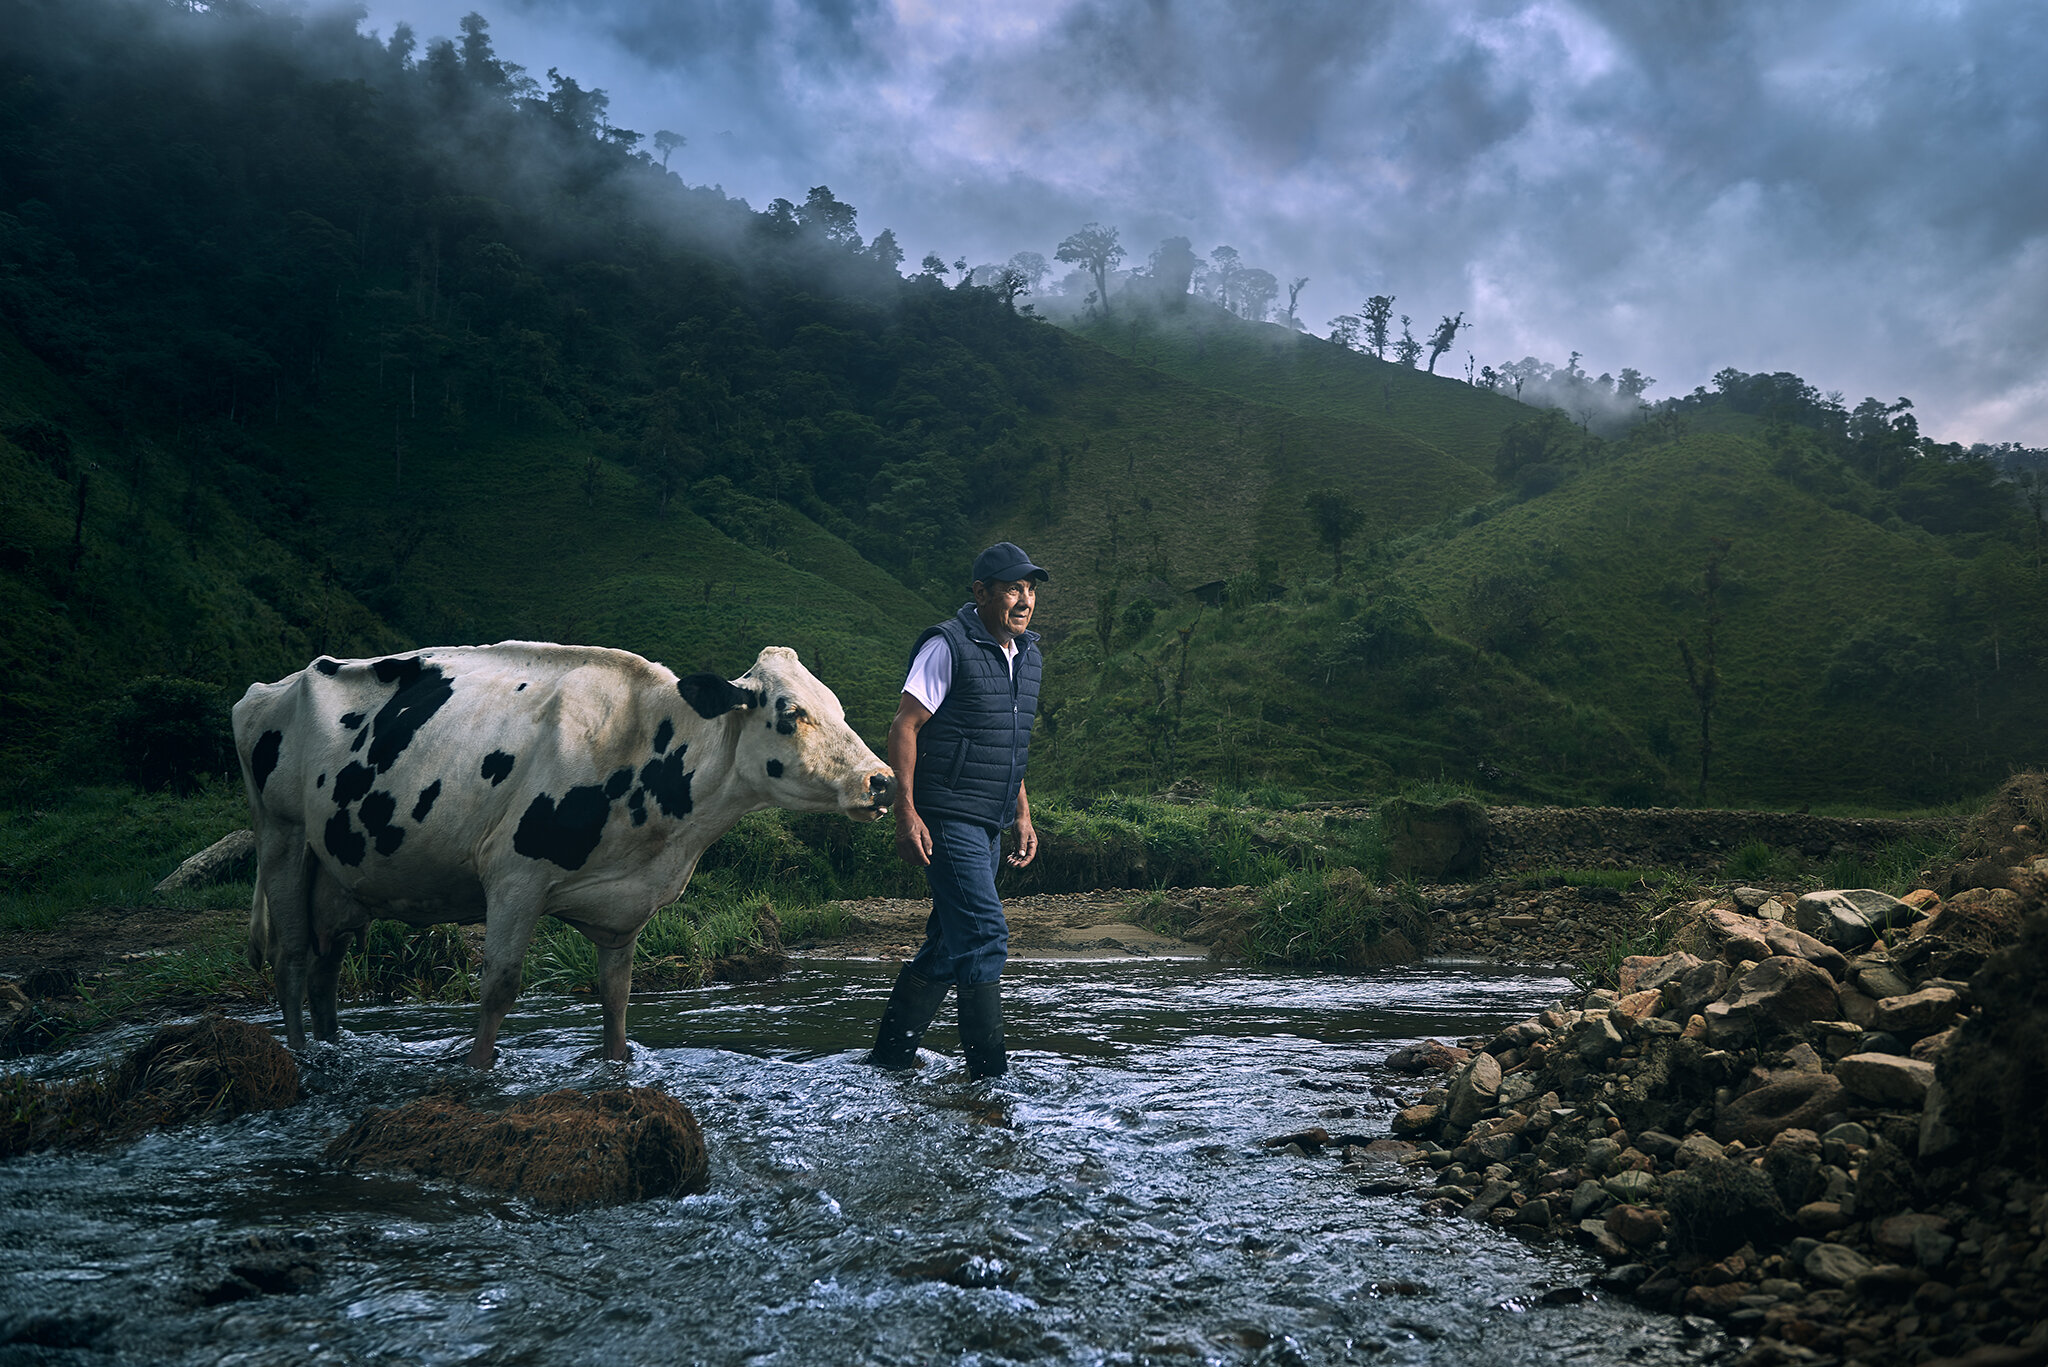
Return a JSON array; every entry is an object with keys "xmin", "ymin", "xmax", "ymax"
[{"xmin": 231, "ymin": 641, "xmax": 891, "ymax": 1067}]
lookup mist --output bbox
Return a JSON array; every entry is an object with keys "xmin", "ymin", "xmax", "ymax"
[{"xmin": 356, "ymin": 0, "xmax": 2048, "ymax": 446}]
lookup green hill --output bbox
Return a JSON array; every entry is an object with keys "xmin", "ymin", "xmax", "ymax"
[{"xmin": 1, "ymin": 0, "xmax": 2041, "ymax": 813}]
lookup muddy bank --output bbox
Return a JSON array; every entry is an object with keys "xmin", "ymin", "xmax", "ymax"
[{"xmin": 1369, "ymin": 800, "xmax": 1963, "ymax": 881}]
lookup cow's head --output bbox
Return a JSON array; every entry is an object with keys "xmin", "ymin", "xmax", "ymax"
[{"xmin": 682, "ymin": 647, "xmax": 892, "ymax": 820}]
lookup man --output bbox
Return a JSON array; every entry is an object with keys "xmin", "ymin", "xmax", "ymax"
[{"xmin": 866, "ymin": 542, "xmax": 1047, "ymax": 1079}]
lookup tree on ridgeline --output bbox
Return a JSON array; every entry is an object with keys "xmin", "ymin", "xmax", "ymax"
[
  {"xmin": 1236, "ymin": 268, "xmax": 1278, "ymax": 322},
  {"xmin": 1284, "ymin": 277, "xmax": 1308, "ymax": 328},
  {"xmin": 1148, "ymin": 238, "xmax": 1199, "ymax": 304},
  {"xmin": 1056, "ymin": 223, "xmax": 1125, "ymax": 314},
  {"xmin": 1362, "ymin": 295, "xmax": 1395, "ymax": 360},
  {"xmin": 1394, "ymin": 315, "xmax": 1423, "ymax": 367},
  {"xmin": 653, "ymin": 129, "xmax": 685, "ymax": 169},
  {"xmin": 1425, "ymin": 312, "xmax": 1466, "ymax": 374},
  {"xmin": 1327, "ymin": 315, "xmax": 1362, "ymax": 349}
]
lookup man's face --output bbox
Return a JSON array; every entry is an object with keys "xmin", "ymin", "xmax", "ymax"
[{"xmin": 972, "ymin": 577, "xmax": 1037, "ymax": 639}]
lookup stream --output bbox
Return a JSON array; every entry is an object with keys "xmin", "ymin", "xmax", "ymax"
[{"xmin": 0, "ymin": 960, "xmax": 1731, "ymax": 1366}]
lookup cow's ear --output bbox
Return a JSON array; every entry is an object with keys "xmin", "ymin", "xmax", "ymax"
[{"xmin": 677, "ymin": 674, "xmax": 762, "ymax": 719}]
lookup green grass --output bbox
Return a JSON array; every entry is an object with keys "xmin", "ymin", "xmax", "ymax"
[
  {"xmin": 1810, "ymin": 829, "xmax": 1961, "ymax": 897},
  {"xmin": 0, "ymin": 780, "xmax": 253, "ymax": 932},
  {"xmin": 1228, "ymin": 867, "xmax": 1430, "ymax": 967}
]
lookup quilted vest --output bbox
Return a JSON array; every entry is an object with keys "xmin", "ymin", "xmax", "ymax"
[{"xmin": 910, "ymin": 602, "xmax": 1041, "ymax": 830}]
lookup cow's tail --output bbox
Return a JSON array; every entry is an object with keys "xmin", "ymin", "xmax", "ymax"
[{"xmin": 247, "ymin": 879, "xmax": 271, "ymax": 969}]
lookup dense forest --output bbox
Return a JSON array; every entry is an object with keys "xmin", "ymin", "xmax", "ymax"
[{"xmin": 2, "ymin": 0, "xmax": 2043, "ymax": 809}]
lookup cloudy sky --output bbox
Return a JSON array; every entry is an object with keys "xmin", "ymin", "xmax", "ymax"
[{"xmin": 363, "ymin": 0, "xmax": 2047, "ymax": 445}]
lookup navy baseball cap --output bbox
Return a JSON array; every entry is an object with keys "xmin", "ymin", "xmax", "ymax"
[{"xmin": 971, "ymin": 542, "xmax": 1049, "ymax": 584}]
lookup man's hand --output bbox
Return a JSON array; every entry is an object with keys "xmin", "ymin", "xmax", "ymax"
[
  {"xmin": 896, "ymin": 808, "xmax": 933, "ymax": 867},
  {"xmin": 1006, "ymin": 814, "xmax": 1037, "ymax": 868},
  {"xmin": 888, "ymin": 691, "xmax": 933, "ymax": 866}
]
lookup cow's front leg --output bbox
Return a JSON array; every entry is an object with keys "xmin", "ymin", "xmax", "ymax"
[
  {"xmin": 307, "ymin": 940, "xmax": 345, "ymax": 1042},
  {"xmin": 594, "ymin": 934, "xmax": 639, "ymax": 1062},
  {"xmin": 471, "ymin": 892, "xmax": 546, "ymax": 1069}
]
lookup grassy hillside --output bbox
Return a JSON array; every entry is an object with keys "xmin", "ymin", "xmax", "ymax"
[
  {"xmin": 1, "ymin": 0, "xmax": 2040, "ymax": 818},
  {"xmin": 1064, "ymin": 300, "xmax": 1531, "ymax": 472}
]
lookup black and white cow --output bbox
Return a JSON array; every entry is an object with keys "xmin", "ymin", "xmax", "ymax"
[{"xmin": 232, "ymin": 641, "xmax": 891, "ymax": 1066}]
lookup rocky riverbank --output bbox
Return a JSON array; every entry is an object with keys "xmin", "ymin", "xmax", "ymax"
[{"xmin": 1349, "ymin": 776, "xmax": 2048, "ymax": 1367}]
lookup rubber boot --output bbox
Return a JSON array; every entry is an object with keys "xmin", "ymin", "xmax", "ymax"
[
  {"xmin": 865, "ymin": 966, "xmax": 950, "ymax": 1069},
  {"xmin": 957, "ymin": 980, "xmax": 1007, "ymax": 1080}
]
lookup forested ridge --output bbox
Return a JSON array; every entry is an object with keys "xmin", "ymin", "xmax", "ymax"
[{"xmin": 1, "ymin": 0, "xmax": 2042, "ymax": 809}]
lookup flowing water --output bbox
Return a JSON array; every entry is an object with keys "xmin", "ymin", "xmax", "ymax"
[{"xmin": 0, "ymin": 960, "xmax": 1730, "ymax": 1366}]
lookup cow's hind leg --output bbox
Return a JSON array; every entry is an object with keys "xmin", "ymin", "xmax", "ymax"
[
  {"xmin": 254, "ymin": 832, "xmax": 315, "ymax": 1049},
  {"xmin": 470, "ymin": 886, "xmax": 547, "ymax": 1069},
  {"xmin": 593, "ymin": 932, "xmax": 640, "ymax": 1063}
]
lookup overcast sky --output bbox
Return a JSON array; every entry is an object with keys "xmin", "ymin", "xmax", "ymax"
[{"xmin": 363, "ymin": 0, "xmax": 2047, "ymax": 445}]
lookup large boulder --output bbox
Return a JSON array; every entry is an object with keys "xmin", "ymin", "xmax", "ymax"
[
  {"xmin": 1380, "ymin": 798, "xmax": 1488, "ymax": 880},
  {"xmin": 1870, "ymin": 985, "xmax": 1963, "ymax": 1036},
  {"xmin": 327, "ymin": 1087, "xmax": 709, "ymax": 1210},
  {"xmin": 1702, "ymin": 957, "xmax": 1839, "ymax": 1046},
  {"xmin": 1658, "ymin": 958, "xmax": 1731, "ymax": 1022},
  {"xmin": 1834, "ymin": 1052, "xmax": 1935, "ymax": 1108},
  {"xmin": 1443, "ymin": 1051, "xmax": 1503, "ymax": 1132},
  {"xmin": 1794, "ymin": 889, "xmax": 1923, "ymax": 950},
  {"xmin": 1714, "ymin": 1070, "xmax": 1845, "ymax": 1147},
  {"xmin": 153, "ymin": 828, "xmax": 258, "ymax": 894},
  {"xmin": 1701, "ymin": 909, "xmax": 1773, "ymax": 965},
  {"xmin": 1762, "ymin": 923, "xmax": 1850, "ymax": 980}
]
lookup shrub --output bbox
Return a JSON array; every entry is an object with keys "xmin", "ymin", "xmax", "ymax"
[{"xmin": 111, "ymin": 677, "xmax": 235, "ymax": 794}]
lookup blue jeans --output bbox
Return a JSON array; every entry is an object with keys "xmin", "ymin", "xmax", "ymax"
[{"xmin": 907, "ymin": 818, "xmax": 1009, "ymax": 987}]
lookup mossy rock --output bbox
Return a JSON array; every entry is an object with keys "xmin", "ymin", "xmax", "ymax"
[{"xmin": 1380, "ymin": 797, "xmax": 1489, "ymax": 879}]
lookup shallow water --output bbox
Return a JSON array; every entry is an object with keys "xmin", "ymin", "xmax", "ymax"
[{"xmin": 0, "ymin": 961, "xmax": 1729, "ymax": 1366}]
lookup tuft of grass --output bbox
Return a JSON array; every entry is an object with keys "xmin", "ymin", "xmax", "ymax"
[
  {"xmin": 778, "ymin": 901, "xmax": 857, "ymax": 943},
  {"xmin": 1227, "ymin": 867, "xmax": 1429, "ymax": 968},
  {"xmin": 1809, "ymin": 829, "xmax": 1959, "ymax": 897},
  {"xmin": 1571, "ymin": 912, "xmax": 1678, "ymax": 994},
  {"xmin": 1726, "ymin": 840, "xmax": 1802, "ymax": 881},
  {"xmin": 340, "ymin": 923, "xmax": 475, "ymax": 1004}
]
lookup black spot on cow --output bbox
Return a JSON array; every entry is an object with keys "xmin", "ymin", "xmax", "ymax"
[
  {"xmin": 481, "ymin": 751, "xmax": 515, "ymax": 785},
  {"xmin": 316, "ymin": 773, "xmax": 325, "ymax": 789},
  {"xmin": 628, "ymin": 788, "xmax": 647, "ymax": 827},
  {"xmin": 638, "ymin": 746, "xmax": 693, "ymax": 819},
  {"xmin": 364, "ymin": 658, "xmax": 454, "ymax": 773},
  {"xmin": 314, "ymin": 658, "xmax": 340, "ymax": 676},
  {"xmin": 359, "ymin": 790, "xmax": 404, "ymax": 857},
  {"xmin": 677, "ymin": 674, "xmax": 761, "ymax": 720},
  {"xmin": 513, "ymin": 785, "xmax": 612, "ymax": 870},
  {"xmin": 350, "ymin": 727, "xmax": 368, "ymax": 753},
  {"xmin": 604, "ymin": 767, "xmax": 633, "ymax": 800},
  {"xmin": 332, "ymin": 761, "xmax": 376, "ymax": 809},
  {"xmin": 651, "ymin": 718, "xmax": 674, "ymax": 755},
  {"xmin": 412, "ymin": 780, "xmax": 442, "ymax": 824},
  {"xmin": 516, "ymin": 682, "xmax": 527, "ymax": 692},
  {"xmin": 338, "ymin": 712, "xmax": 364, "ymax": 731},
  {"xmin": 776, "ymin": 716, "xmax": 797, "ymax": 737},
  {"xmin": 324, "ymin": 809, "xmax": 366, "ymax": 866},
  {"xmin": 765, "ymin": 759, "xmax": 784, "ymax": 778},
  {"xmin": 250, "ymin": 730, "xmax": 283, "ymax": 793}
]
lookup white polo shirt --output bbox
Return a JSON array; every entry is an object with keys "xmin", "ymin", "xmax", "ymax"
[{"xmin": 902, "ymin": 634, "xmax": 1017, "ymax": 714}]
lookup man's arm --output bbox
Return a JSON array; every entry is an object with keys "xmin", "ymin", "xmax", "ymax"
[
  {"xmin": 889, "ymin": 692, "xmax": 934, "ymax": 866},
  {"xmin": 1007, "ymin": 781, "xmax": 1037, "ymax": 867}
]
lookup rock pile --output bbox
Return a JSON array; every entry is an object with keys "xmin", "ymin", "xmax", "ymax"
[
  {"xmin": 327, "ymin": 1086, "xmax": 709, "ymax": 1210},
  {"xmin": 1371, "ymin": 820, "xmax": 2048, "ymax": 1366}
]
